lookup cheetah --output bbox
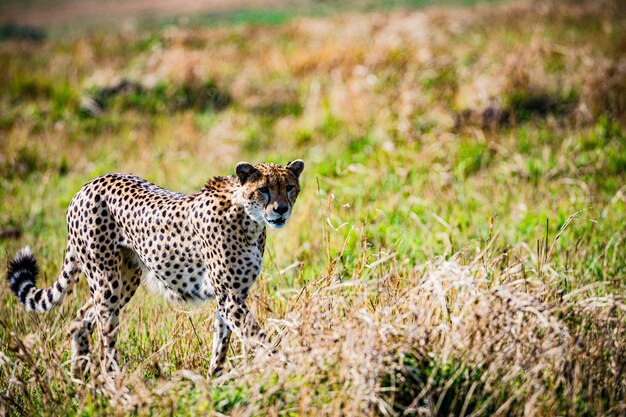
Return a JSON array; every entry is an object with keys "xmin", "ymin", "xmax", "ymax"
[{"xmin": 6, "ymin": 160, "xmax": 304, "ymax": 377}]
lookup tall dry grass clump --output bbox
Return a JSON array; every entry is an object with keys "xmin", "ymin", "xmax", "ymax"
[
  {"xmin": 582, "ymin": 58, "xmax": 626, "ymax": 124},
  {"xmin": 213, "ymin": 250, "xmax": 624, "ymax": 416}
]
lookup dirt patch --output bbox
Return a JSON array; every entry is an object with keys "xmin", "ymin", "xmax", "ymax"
[{"xmin": 0, "ymin": 0, "xmax": 290, "ymax": 27}]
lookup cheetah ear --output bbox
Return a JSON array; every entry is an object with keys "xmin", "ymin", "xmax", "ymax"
[
  {"xmin": 286, "ymin": 159, "xmax": 304, "ymax": 179},
  {"xmin": 235, "ymin": 162, "xmax": 259, "ymax": 184}
]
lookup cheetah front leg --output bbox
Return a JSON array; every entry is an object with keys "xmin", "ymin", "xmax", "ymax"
[
  {"xmin": 215, "ymin": 293, "xmax": 268, "ymax": 353},
  {"xmin": 208, "ymin": 309, "xmax": 231, "ymax": 377},
  {"xmin": 221, "ymin": 295, "xmax": 266, "ymax": 341}
]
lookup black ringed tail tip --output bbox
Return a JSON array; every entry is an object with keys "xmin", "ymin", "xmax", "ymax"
[{"xmin": 7, "ymin": 246, "xmax": 39, "ymax": 304}]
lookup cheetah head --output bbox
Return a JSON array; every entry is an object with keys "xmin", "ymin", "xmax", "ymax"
[{"xmin": 235, "ymin": 160, "xmax": 304, "ymax": 229}]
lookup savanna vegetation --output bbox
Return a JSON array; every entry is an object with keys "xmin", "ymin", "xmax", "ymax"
[{"xmin": 1, "ymin": 0, "xmax": 625, "ymax": 415}]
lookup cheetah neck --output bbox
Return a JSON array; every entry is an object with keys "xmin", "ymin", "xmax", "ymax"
[
  {"xmin": 232, "ymin": 194, "xmax": 266, "ymax": 244},
  {"xmin": 198, "ymin": 176, "xmax": 266, "ymax": 244}
]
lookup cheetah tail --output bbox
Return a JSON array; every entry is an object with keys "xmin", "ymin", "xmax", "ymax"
[{"xmin": 7, "ymin": 246, "xmax": 79, "ymax": 313}]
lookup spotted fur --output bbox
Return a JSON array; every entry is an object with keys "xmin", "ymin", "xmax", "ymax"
[{"xmin": 6, "ymin": 160, "xmax": 304, "ymax": 377}]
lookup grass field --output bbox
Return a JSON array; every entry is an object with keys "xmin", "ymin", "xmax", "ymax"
[{"xmin": 1, "ymin": 0, "xmax": 625, "ymax": 415}]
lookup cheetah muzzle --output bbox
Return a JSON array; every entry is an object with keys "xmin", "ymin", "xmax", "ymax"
[{"xmin": 6, "ymin": 160, "xmax": 304, "ymax": 378}]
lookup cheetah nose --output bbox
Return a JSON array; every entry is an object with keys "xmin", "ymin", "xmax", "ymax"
[{"xmin": 274, "ymin": 205, "xmax": 288, "ymax": 215}]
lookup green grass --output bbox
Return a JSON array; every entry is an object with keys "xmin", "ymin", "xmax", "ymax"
[{"xmin": 1, "ymin": 0, "xmax": 625, "ymax": 416}]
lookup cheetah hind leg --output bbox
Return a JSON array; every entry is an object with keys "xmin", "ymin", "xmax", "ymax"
[
  {"xmin": 96, "ymin": 248, "xmax": 142, "ymax": 375},
  {"xmin": 69, "ymin": 300, "xmax": 96, "ymax": 378},
  {"xmin": 71, "ymin": 249, "xmax": 141, "ymax": 379}
]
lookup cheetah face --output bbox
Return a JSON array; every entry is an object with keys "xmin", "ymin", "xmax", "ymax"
[{"xmin": 235, "ymin": 160, "xmax": 304, "ymax": 229}]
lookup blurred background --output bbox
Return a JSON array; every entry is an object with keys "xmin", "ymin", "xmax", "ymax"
[
  {"xmin": 1, "ymin": 0, "xmax": 624, "ymax": 261},
  {"xmin": 1, "ymin": 0, "xmax": 625, "ymax": 415}
]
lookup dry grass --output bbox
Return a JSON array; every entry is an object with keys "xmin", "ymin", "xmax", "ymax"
[{"xmin": 2, "ymin": 239, "xmax": 624, "ymax": 416}]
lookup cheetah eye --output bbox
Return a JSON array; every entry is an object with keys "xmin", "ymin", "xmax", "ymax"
[
  {"xmin": 286, "ymin": 185, "xmax": 294, "ymax": 192},
  {"xmin": 258, "ymin": 186, "xmax": 270, "ymax": 196}
]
